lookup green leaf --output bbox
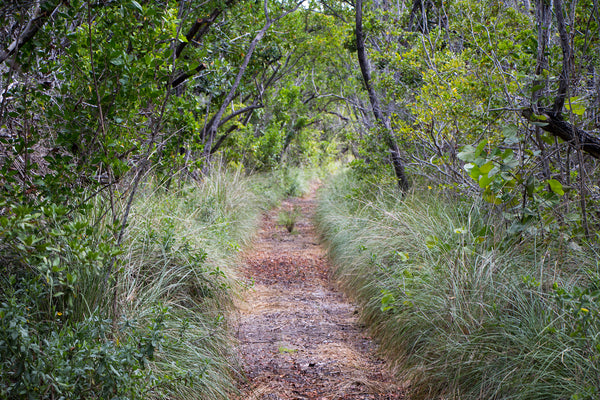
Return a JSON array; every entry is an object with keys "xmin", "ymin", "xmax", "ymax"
[
  {"xmin": 380, "ymin": 290, "xmax": 395, "ymax": 312},
  {"xmin": 547, "ymin": 179, "xmax": 564, "ymax": 196},
  {"xmin": 468, "ymin": 164, "xmax": 481, "ymax": 180},
  {"xmin": 457, "ymin": 145, "xmax": 477, "ymax": 162},
  {"xmin": 531, "ymin": 83, "xmax": 545, "ymax": 93},
  {"xmin": 526, "ymin": 176, "xmax": 535, "ymax": 196},
  {"xmin": 479, "ymin": 161, "xmax": 494, "ymax": 174},
  {"xmin": 110, "ymin": 56, "xmax": 124, "ymax": 66},
  {"xmin": 502, "ymin": 124, "xmax": 518, "ymax": 138},
  {"xmin": 475, "ymin": 140, "xmax": 488, "ymax": 156},
  {"xmin": 503, "ymin": 125, "xmax": 520, "ymax": 145},
  {"xmin": 131, "ymin": 0, "xmax": 143, "ymax": 12},
  {"xmin": 396, "ymin": 251, "xmax": 409, "ymax": 262},
  {"xmin": 565, "ymin": 96, "xmax": 585, "ymax": 116},
  {"xmin": 501, "ymin": 148, "xmax": 514, "ymax": 160},
  {"xmin": 278, "ymin": 346, "xmax": 298, "ymax": 353},
  {"xmin": 425, "ymin": 235, "xmax": 439, "ymax": 249},
  {"xmin": 478, "ymin": 174, "xmax": 493, "ymax": 188}
]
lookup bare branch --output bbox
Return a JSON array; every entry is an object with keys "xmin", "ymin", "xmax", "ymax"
[
  {"xmin": 522, "ymin": 108, "xmax": 600, "ymax": 159},
  {"xmin": 0, "ymin": 0, "xmax": 61, "ymax": 64},
  {"xmin": 552, "ymin": 0, "xmax": 574, "ymax": 115}
]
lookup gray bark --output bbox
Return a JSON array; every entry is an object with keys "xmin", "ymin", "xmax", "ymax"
[{"xmin": 355, "ymin": 0, "xmax": 409, "ymax": 191}]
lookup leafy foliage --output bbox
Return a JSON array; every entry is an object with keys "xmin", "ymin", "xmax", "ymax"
[{"xmin": 3, "ymin": 0, "xmax": 600, "ymax": 397}]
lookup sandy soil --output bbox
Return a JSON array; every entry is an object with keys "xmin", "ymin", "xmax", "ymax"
[{"xmin": 234, "ymin": 186, "xmax": 405, "ymax": 400}]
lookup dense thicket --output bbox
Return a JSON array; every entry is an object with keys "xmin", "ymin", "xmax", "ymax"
[
  {"xmin": 335, "ymin": 0, "xmax": 600, "ymax": 237},
  {"xmin": 1, "ymin": 1, "xmax": 331, "ymax": 397},
  {"xmin": 2, "ymin": 0, "xmax": 600, "ymax": 398}
]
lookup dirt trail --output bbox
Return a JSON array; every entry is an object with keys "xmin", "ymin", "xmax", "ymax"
[{"xmin": 234, "ymin": 186, "xmax": 405, "ymax": 400}]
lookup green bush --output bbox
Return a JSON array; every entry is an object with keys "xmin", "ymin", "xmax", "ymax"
[
  {"xmin": 0, "ymin": 169, "xmax": 271, "ymax": 399},
  {"xmin": 0, "ymin": 299, "xmax": 168, "ymax": 399},
  {"xmin": 0, "ymin": 198, "xmax": 160, "ymax": 399}
]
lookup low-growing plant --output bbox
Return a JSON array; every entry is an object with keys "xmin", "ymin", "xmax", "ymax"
[
  {"xmin": 0, "ymin": 300, "xmax": 176, "ymax": 399},
  {"xmin": 278, "ymin": 206, "xmax": 302, "ymax": 233}
]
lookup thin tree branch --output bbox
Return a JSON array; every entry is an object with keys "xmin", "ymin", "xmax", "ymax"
[
  {"xmin": 0, "ymin": 0, "xmax": 61, "ymax": 64},
  {"xmin": 552, "ymin": 0, "xmax": 574, "ymax": 115}
]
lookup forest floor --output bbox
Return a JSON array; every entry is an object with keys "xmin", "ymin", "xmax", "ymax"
[{"xmin": 234, "ymin": 184, "xmax": 405, "ymax": 400}]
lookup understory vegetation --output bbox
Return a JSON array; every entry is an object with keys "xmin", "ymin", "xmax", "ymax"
[
  {"xmin": 0, "ymin": 168, "xmax": 310, "ymax": 399},
  {"xmin": 316, "ymin": 172, "xmax": 600, "ymax": 400},
  {"xmin": 3, "ymin": 0, "xmax": 600, "ymax": 398}
]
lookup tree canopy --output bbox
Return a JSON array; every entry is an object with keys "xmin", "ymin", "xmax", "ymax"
[{"xmin": 2, "ymin": 0, "xmax": 600, "ymax": 397}]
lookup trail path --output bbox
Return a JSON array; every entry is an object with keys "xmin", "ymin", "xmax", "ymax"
[{"xmin": 235, "ymin": 186, "xmax": 405, "ymax": 400}]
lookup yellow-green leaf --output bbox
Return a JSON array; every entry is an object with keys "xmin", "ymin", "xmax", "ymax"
[
  {"xmin": 565, "ymin": 96, "xmax": 585, "ymax": 116},
  {"xmin": 547, "ymin": 179, "xmax": 564, "ymax": 196}
]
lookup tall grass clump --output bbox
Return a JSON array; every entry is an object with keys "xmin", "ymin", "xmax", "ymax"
[
  {"xmin": 316, "ymin": 171, "xmax": 600, "ymax": 400},
  {"xmin": 0, "ymin": 168, "xmax": 262, "ymax": 399},
  {"xmin": 117, "ymin": 168, "xmax": 262, "ymax": 399}
]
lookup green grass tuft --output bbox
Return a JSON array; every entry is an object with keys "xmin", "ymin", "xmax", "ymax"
[
  {"xmin": 316, "ymin": 171, "xmax": 600, "ymax": 400},
  {"xmin": 118, "ymin": 169, "xmax": 262, "ymax": 399}
]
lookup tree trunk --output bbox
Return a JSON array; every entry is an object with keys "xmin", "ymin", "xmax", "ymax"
[
  {"xmin": 201, "ymin": 20, "xmax": 273, "ymax": 173},
  {"xmin": 0, "ymin": 0, "xmax": 61, "ymax": 64},
  {"xmin": 355, "ymin": 0, "xmax": 409, "ymax": 191}
]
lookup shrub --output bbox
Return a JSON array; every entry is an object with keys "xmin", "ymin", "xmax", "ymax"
[{"xmin": 0, "ymin": 169, "xmax": 269, "ymax": 399}]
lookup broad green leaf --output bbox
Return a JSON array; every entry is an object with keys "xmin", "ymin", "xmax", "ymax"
[
  {"xmin": 475, "ymin": 140, "xmax": 488, "ymax": 156},
  {"xmin": 478, "ymin": 174, "xmax": 493, "ymax": 188},
  {"xmin": 380, "ymin": 291, "xmax": 395, "ymax": 312},
  {"xmin": 459, "ymin": 142, "xmax": 487, "ymax": 163},
  {"xmin": 110, "ymin": 56, "xmax": 123, "ymax": 66},
  {"xmin": 480, "ymin": 162, "xmax": 494, "ymax": 174},
  {"xmin": 502, "ymin": 124, "xmax": 518, "ymax": 138},
  {"xmin": 503, "ymin": 155, "xmax": 519, "ymax": 169},
  {"xmin": 526, "ymin": 176, "xmax": 535, "ymax": 196},
  {"xmin": 547, "ymin": 179, "xmax": 564, "ymax": 196},
  {"xmin": 458, "ymin": 145, "xmax": 477, "ymax": 162},
  {"xmin": 501, "ymin": 148, "xmax": 514, "ymax": 160},
  {"xmin": 468, "ymin": 164, "xmax": 481, "ymax": 180},
  {"xmin": 488, "ymin": 165, "xmax": 499, "ymax": 178}
]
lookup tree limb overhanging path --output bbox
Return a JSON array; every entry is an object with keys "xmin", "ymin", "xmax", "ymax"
[{"xmin": 235, "ymin": 185, "xmax": 404, "ymax": 399}]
